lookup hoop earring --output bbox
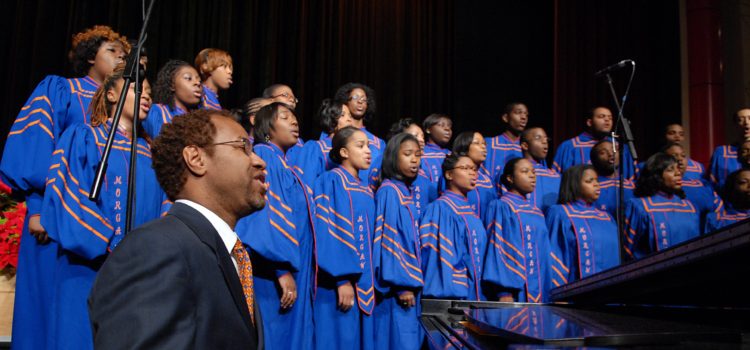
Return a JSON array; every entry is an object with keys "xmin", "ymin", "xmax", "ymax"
[{"xmin": 264, "ymin": 135, "xmax": 271, "ymax": 143}]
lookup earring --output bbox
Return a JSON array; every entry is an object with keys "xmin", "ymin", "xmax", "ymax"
[{"xmin": 264, "ymin": 135, "xmax": 271, "ymax": 143}]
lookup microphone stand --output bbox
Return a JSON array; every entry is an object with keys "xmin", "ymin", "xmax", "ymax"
[
  {"xmin": 601, "ymin": 62, "xmax": 638, "ymax": 264},
  {"xmin": 89, "ymin": 0, "xmax": 156, "ymax": 234}
]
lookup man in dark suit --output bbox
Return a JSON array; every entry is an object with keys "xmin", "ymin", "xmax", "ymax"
[{"xmin": 88, "ymin": 109, "xmax": 267, "ymax": 349}]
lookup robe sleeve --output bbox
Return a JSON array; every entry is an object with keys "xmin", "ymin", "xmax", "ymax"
[
  {"xmin": 624, "ymin": 198, "xmax": 649, "ymax": 260},
  {"xmin": 482, "ymin": 199, "xmax": 526, "ymax": 297},
  {"xmin": 295, "ymin": 140, "xmax": 327, "ymax": 187},
  {"xmin": 313, "ymin": 172, "xmax": 362, "ymax": 281},
  {"xmin": 141, "ymin": 104, "xmax": 171, "ymax": 139},
  {"xmin": 552, "ymin": 140, "xmax": 572, "ymax": 173},
  {"xmin": 41, "ymin": 125, "xmax": 115, "ymax": 260},
  {"xmin": 372, "ymin": 186, "xmax": 424, "ymax": 293},
  {"xmin": 237, "ymin": 152, "xmax": 301, "ymax": 272},
  {"xmin": 0, "ymin": 75, "xmax": 69, "ymax": 215},
  {"xmin": 545, "ymin": 205, "xmax": 576, "ymax": 290},
  {"xmin": 419, "ymin": 201, "xmax": 470, "ymax": 299}
]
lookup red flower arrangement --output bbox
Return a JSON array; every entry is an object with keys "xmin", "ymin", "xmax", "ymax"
[{"xmin": 0, "ymin": 179, "xmax": 25, "ymax": 275}]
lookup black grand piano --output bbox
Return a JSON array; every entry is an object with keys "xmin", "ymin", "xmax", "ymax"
[{"xmin": 420, "ymin": 219, "xmax": 750, "ymax": 349}]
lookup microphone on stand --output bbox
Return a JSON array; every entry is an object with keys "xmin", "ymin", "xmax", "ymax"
[{"xmin": 595, "ymin": 59, "xmax": 634, "ymax": 77}]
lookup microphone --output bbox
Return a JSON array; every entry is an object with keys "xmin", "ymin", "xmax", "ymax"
[{"xmin": 595, "ymin": 59, "xmax": 634, "ymax": 77}]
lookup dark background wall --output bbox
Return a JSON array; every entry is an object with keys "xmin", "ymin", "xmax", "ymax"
[{"xmin": 0, "ymin": 0, "xmax": 681, "ymax": 162}]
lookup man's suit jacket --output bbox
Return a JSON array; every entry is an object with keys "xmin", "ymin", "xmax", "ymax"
[{"xmin": 88, "ymin": 202, "xmax": 263, "ymax": 349}]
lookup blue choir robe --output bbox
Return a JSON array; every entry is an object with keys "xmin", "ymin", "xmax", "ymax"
[
  {"xmin": 0, "ymin": 75, "xmax": 99, "ymax": 350},
  {"xmin": 705, "ymin": 202, "xmax": 750, "ymax": 232},
  {"xmin": 464, "ymin": 165, "xmax": 499, "ymax": 223},
  {"xmin": 41, "ymin": 122, "xmax": 165, "ymax": 350},
  {"xmin": 368, "ymin": 163, "xmax": 437, "ymax": 218},
  {"xmin": 200, "ymin": 84, "xmax": 222, "ymax": 110},
  {"xmin": 484, "ymin": 133, "xmax": 523, "ymax": 177},
  {"xmin": 419, "ymin": 191, "xmax": 487, "ymax": 301},
  {"xmin": 684, "ymin": 158, "xmax": 707, "ymax": 182},
  {"xmin": 284, "ymin": 138, "xmax": 305, "ymax": 168},
  {"xmin": 372, "ymin": 179, "xmax": 424, "ymax": 350},
  {"xmin": 483, "ymin": 192, "xmax": 550, "ymax": 303},
  {"xmin": 708, "ymin": 145, "xmax": 740, "ymax": 190},
  {"xmin": 545, "ymin": 202, "xmax": 619, "ymax": 290},
  {"xmin": 422, "ymin": 142, "xmax": 451, "ymax": 186},
  {"xmin": 313, "ymin": 167, "xmax": 376, "ymax": 350},
  {"xmin": 594, "ymin": 173, "xmax": 635, "ymax": 219},
  {"xmin": 141, "ymin": 103, "xmax": 186, "ymax": 138},
  {"xmin": 412, "ymin": 168, "xmax": 438, "ymax": 218},
  {"xmin": 235, "ymin": 142, "xmax": 316, "ymax": 350},
  {"xmin": 553, "ymin": 132, "xmax": 636, "ymax": 180},
  {"xmin": 682, "ymin": 178, "xmax": 721, "ymax": 233},
  {"xmin": 624, "ymin": 193, "xmax": 700, "ymax": 260},
  {"xmin": 528, "ymin": 160, "xmax": 561, "ymax": 214}
]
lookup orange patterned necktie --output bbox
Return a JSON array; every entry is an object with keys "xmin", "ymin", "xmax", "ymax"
[{"xmin": 232, "ymin": 239, "xmax": 255, "ymax": 325}]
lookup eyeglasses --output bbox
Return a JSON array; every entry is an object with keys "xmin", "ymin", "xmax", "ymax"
[
  {"xmin": 348, "ymin": 95, "xmax": 368, "ymax": 104},
  {"xmin": 452, "ymin": 165, "xmax": 478, "ymax": 172},
  {"xmin": 211, "ymin": 138, "xmax": 253, "ymax": 156},
  {"xmin": 271, "ymin": 92, "xmax": 299, "ymax": 104}
]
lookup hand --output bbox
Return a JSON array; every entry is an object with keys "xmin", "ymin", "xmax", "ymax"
[
  {"xmin": 499, "ymin": 295, "xmax": 515, "ymax": 303},
  {"xmin": 246, "ymin": 97, "xmax": 273, "ymax": 115},
  {"xmin": 28, "ymin": 215, "xmax": 49, "ymax": 244},
  {"xmin": 337, "ymin": 281, "xmax": 355, "ymax": 312},
  {"xmin": 277, "ymin": 272, "xmax": 297, "ymax": 309},
  {"xmin": 398, "ymin": 290, "xmax": 416, "ymax": 309}
]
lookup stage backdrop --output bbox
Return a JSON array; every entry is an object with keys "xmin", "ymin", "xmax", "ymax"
[{"xmin": 1, "ymin": 0, "xmax": 681, "ymax": 163}]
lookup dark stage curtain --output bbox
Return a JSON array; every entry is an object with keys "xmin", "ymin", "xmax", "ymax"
[
  {"xmin": 553, "ymin": 0, "xmax": 682, "ymax": 161},
  {"xmin": 1, "ymin": 0, "xmax": 681, "ymax": 162},
  {"xmin": 0, "ymin": 0, "xmax": 454, "ymax": 147}
]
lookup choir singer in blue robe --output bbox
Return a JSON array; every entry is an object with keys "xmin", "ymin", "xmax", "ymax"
[
  {"xmin": 41, "ymin": 65, "xmax": 166, "ymax": 349},
  {"xmin": 451, "ymin": 132, "xmax": 498, "ymax": 222},
  {"xmin": 590, "ymin": 140, "xmax": 635, "ymax": 218},
  {"xmin": 706, "ymin": 169, "xmax": 750, "ymax": 231},
  {"xmin": 664, "ymin": 143, "xmax": 721, "ymax": 231},
  {"xmin": 483, "ymin": 158, "xmax": 551, "ymax": 303},
  {"xmin": 546, "ymin": 165, "xmax": 619, "ymax": 290},
  {"xmin": 553, "ymin": 106, "xmax": 636, "ymax": 180},
  {"xmin": 483, "ymin": 102, "xmax": 528, "ymax": 176},
  {"xmin": 624, "ymin": 153, "xmax": 700, "ymax": 260},
  {"xmin": 313, "ymin": 126, "xmax": 376, "ymax": 350},
  {"xmin": 0, "ymin": 26, "xmax": 129, "ymax": 349},
  {"xmin": 142, "ymin": 60, "xmax": 202, "ymax": 137},
  {"xmin": 520, "ymin": 127, "xmax": 560, "ymax": 213},
  {"xmin": 708, "ymin": 108, "xmax": 750, "ymax": 189},
  {"xmin": 372, "ymin": 133, "xmax": 425, "ymax": 350},
  {"xmin": 420, "ymin": 153, "xmax": 488, "ymax": 301},
  {"xmin": 236, "ymin": 102, "xmax": 316, "ymax": 350}
]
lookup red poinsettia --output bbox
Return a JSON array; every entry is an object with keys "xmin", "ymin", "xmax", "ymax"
[{"xmin": 1, "ymin": 179, "xmax": 25, "ymax": 272}]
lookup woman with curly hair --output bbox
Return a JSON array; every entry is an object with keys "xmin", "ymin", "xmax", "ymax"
[
  {"xmin": 624, "ymin": 153, "xmax": 700, "ymax": 260},
  {"xmin": 142, "ymin": 59, "xmax": 202, "ymax": 137},
  {"xmin": 0, "ymin": 24, "xmax": 129, "ymax": 350},
  {"xmin": 329, "ymin": 83, "xmax": 385, "ymax": 183},
  {"xmin": 40, "ymin": 63, "xmax": 166, "ymax": 349}
]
